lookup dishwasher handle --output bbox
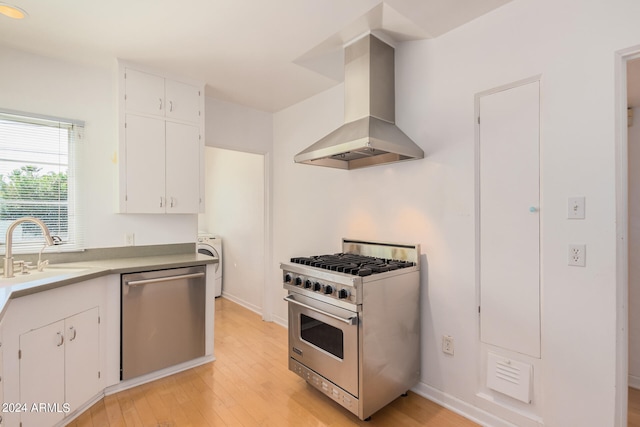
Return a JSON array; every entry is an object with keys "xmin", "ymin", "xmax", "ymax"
[
  {"xmin": 283, "ymin": 295, "xmax": 357, "ymax": 325},
  {"xmin": 126, "ymin": 272, "xmax": 205, "ymax": 287}
]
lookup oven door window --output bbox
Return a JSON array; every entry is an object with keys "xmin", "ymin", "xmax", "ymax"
[{"xmin": 300, "ymin": 313, "xmax": 343, "ymax": 359}]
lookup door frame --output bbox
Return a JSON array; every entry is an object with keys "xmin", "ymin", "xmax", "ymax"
[
  {"xmin": 201, "ymin": 146, "xmax": 271, "ymax": 320},
  {"xmin": 474, "ymin": 75, "xmax": 542, "ymax": 357},
  {"xmin": 474, "ymin": 74, "xmax": 542, "ymax": 343},
  {"xmin": 615, "ymin": 45, "xmax": 640, "ymax": 427}
]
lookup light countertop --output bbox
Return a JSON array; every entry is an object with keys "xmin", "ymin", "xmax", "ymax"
[{"xmin": 0, "ymin": 252, "xmax": 218, "ymax": 320}]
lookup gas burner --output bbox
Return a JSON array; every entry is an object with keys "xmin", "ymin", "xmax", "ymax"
[{"xmin": 290, "ymin": 253, "xmax": 415, "ymax": 277}]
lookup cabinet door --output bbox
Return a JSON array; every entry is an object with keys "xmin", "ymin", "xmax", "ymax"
[
  {"xmin": 0, "ymin": 324, "xmax": 4, "ymax": 427},
  {"xmin": 124, "ymin": 68, "xmax": 165, "ymax": 117},
  {"xmin": 19, "ymin": 320, "xmax": 66, "ymax": 427},
  {"xmin": 166, "ymin": 121, "xmax": 200, "ymax": 213},
  {"xmin": 479, "ymin": 80, "xmax": 540, "ymax": 358},
  {"xmin": 124, "ymin": 114, "xmax": 166, "ymax": 213},
  {"xmin": 165, "ymin": 79, "xmax": 200, "ymax": 123},
  {"xmin": 65, "ymin": 307, "xmax": 100, "ymax": 413}
]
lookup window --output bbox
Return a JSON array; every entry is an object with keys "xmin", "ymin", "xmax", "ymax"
[{"xmin": 0, "ymin": 110, "xmax": 84, "ymax": 253}]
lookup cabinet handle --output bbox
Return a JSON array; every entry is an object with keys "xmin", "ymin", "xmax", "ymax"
[
  {"xmin": 68, "ymin": 326, "xmax": 77, "ymax": 341},
  {"xmin": 169, "ymin": 100, "xmax": 173, "ymax": 112},
  {"xmin": 160, "ymin": 197, "xmax": 164, "ymax": 208},
  {"xmin": 159, "ymin": 98, "xmax": 163, "ymax": 111},
  {"xmin": 56, "ymin": 332, "xmax": 64, "ymax": 347},
  {"xmin": 170, "ymin": 197, "xmax": 175, "ymax": 207}
]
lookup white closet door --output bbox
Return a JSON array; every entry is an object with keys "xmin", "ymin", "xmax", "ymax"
[{"xmin": 479, "ymin": 80, "xmax": 540, "ymax": 358}]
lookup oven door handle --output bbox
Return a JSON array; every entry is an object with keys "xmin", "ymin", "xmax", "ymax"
[{"xmin": 284, "ymin": 295, "xmax": 357, "ymax": 325}]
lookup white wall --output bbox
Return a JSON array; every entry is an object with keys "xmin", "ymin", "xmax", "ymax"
[
  {"xmin": 629, "ymin": 106, "xmax": 640, "ymax": 387},
  {"xmin": 272, "ymin": 0, "xmax": 640, "ymax": 425},
  {"xmin": 199, "ymin": 147, "xmax": 265, "ymax": 313},
  {"xmin": 201, "ymin": 97, "xmax": 272, "ymax": 314},
  {"xmin": 205, "ymin": 97, "xmax": 272, "ymax": 153},
  {"xmin": 0, "ymin": 46, "xmax": 197, "ymax": 249}
]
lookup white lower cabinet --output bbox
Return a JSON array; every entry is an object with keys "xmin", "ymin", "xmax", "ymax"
[
  {"xmin": 19, "ymin": 320, "xmax": 65, "ymax": 427},
  {"xmin": 19, "ymin": 307, "xmax": 100, "ymax": 427},
  {"xmin": 0, "ymin": 323, "xmax": 4, "ymax": 427},
  {"xmin": 64, "ymin": 308, "xmax": 100, "ymax": 413}
]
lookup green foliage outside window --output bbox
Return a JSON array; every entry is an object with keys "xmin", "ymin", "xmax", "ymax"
[{"xmin": 0, "ymin": 165, "xmax": 68, "ymax": 236}]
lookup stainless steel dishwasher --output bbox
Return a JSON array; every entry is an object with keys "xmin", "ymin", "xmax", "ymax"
[{"xmin": 121, "ymin": 265, "xmax": 206, "ymax": 380}]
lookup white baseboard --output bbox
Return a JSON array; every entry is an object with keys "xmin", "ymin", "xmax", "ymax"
[
  {"xmin": 58, "ymin": 391, "xmax": 105, "ymax": 426},
  {"xmin": 412, "ymin": 382, "xmax": 519, "ymax": 427},
  {"xmin": 221, "ymin": 292, "xmax": 263, "ymax": 316},
  {"xmin": 105, "ymin": 355, "xmax": 215, "ymax": 395},
  {"xmin": 272, "ymin": 313, "xmax": 287, "ymax": 328}
]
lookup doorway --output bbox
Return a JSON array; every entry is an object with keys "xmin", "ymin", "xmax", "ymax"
[
  {"xmin": 615, "ymin": 46, "xmax": 640, "ymax": 427},
  {"xmin": 198, "ymin": 147, "xmax": 266, "ymax": 315},
  {"xmin": 628, "ymin": 56, "xmax": 640, "ymax": 427}
]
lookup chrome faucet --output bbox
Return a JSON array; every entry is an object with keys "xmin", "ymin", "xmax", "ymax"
[{"xmin": 3, "ymin": 217, "xmax": 55, "ymax": 278}]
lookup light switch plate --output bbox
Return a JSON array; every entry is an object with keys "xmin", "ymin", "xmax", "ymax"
[{"xmin": 568, "ymin": 197, "xmax": 585, "ymax": 219}]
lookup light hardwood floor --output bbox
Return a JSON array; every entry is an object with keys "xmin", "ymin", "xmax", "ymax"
[
  {"xmin": 67, "ymin": 297, "xmax": 480, "ymax": 427},
  {"xmin": 630, "ymin": 387, "xmax": 640, "ymax": 427}
]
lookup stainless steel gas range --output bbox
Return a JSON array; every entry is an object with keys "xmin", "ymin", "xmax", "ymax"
[{"xmin": 280, "ymin": 238, "xmax": 421, "ymax": 421}]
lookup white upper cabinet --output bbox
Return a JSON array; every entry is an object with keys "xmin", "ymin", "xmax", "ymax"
[
  {"xmin": 118, "ymin": 61, "xmax": 205, "ymax": 213},
  {"xmin": 124, "ymin": 68, "xmax": 165, "ymax": 117},
  {"xmin": 165, "ymin": 79, "xmax": 201, "ymax": 123},
  {"xmin": 123, "ymin": 114, "xmax": 166, "ymax": 214},
  {"xmin": 124, "ymin": 68, "xmax": 201, "ymax": 123},
  {"xmin": 165, "ymin": 121, "xmax": 201, "ymax": 213}
]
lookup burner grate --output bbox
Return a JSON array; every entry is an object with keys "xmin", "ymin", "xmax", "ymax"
[{"xmin": 290, "ymin": 253, "xmax": 415, "ymax": 277}]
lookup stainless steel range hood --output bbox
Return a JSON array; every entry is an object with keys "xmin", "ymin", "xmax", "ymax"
[{"xmin": 295, "ymin": 34, "xmax": 424, "ymax": 170}]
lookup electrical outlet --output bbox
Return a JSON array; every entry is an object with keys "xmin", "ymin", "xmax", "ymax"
[
  {"xmin": 568, "ymin": 244, "xmax": 586, "ymax": 267},
  {"xmin": 125, "ymin": 232, "xmax": 135, "ymax": 246},
  {"xmin": 442, "ymin": 335, "xmax": 454, "ymax": 355}
]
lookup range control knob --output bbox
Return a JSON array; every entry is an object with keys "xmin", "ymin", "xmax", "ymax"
[
  {"xmin": 304, "ymin": 279, "xmax": 312, "ymax": 289},
  {"xmin": 338, "ymin": 289, "xmax": 349, "ymax": 299},
  {"xmin": 295, "ymin": 277, "xmax": 302, "ymax": 287},
  {"xmin": 324, "ymin": 285, "xmax": 334, "ymax": 295},
  {"xmin": 284, "ymin": 273, "xmax": 292, "ymax": 283},
  {"xmin": 313, "ymin": 282, "xmax": 322, "ymax": 292}
]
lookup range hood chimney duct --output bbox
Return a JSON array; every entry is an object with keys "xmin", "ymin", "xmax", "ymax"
[{"xmin": 294, "ymin": 34, "xmax": 424, "ymax": 170}]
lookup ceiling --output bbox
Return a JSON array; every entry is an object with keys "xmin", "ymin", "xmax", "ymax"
[{"xmin": 0, "ymin": 0, "xmax": 512, "ymax": 112}]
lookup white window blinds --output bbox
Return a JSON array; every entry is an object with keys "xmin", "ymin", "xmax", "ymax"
[{"xmin": 0, "ymin": 110, "xmax": 84, "ymax": 254}]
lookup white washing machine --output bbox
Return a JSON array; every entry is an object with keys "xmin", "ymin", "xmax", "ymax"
[{"xmin": 197, "ymin": 233, "xmax": 223, "ymax": 297}]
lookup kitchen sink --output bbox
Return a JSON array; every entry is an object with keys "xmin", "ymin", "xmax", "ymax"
[{"xmin": 0, "ymin": 266, "xmax": 91, "ymax": 286}]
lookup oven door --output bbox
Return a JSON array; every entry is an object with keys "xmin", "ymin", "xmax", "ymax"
[{"xmin": 285, "ymin": 292, "xmax": 359, "ymax": 397}]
